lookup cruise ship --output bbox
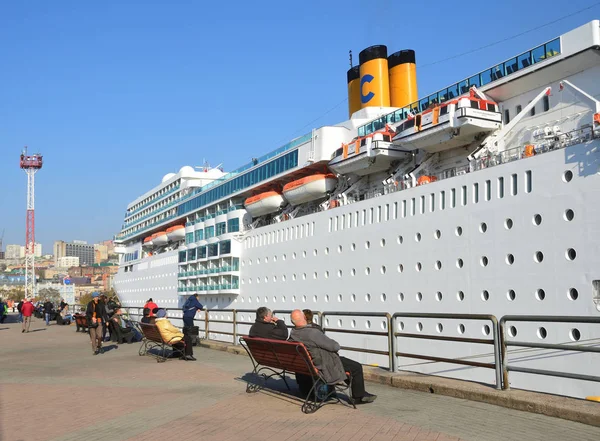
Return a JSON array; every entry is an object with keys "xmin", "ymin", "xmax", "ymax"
[{"xmin": 114, "ymin": 21, "xmax": 600, "ymax": 400}]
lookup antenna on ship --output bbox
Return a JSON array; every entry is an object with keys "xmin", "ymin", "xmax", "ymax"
[{"xmin": 349, "ymin": 50, "xmax": 353, "ymax": 67}]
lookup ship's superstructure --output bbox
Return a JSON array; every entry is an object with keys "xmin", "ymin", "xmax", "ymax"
[{"xmin": 114, "ymin": 21, "xmax": 600, "ymax": 400}]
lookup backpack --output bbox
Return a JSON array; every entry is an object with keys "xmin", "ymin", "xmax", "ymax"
[{"xmin": 17, "ymin": 302, "xmax": 23, "ymax": 312}]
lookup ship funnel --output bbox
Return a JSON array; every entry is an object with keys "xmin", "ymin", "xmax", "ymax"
[
  {"xmin": 388, "ymin": 49, "xmax": 418, "ymax": 108},
  {"xmin": 358, "ymin": 45, "xmax": 390, "ymax": 109},
  {"xmin": 347, "ymin": 65, "xmax": 361, "ymax": 117}
]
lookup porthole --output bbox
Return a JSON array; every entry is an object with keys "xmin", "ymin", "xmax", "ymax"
[
  {"xmin": 456, "ymin": 226, "xmax": 463, "ymax": 236},
  {"xmin": 397, "ymin": 264, "xmax": 404, "ymax": 273},
  {"xmin": 351, "ymin": 268, "xmax": 356, "ymax": 276},
  {"xmin": 292, "ymin": 252, "xmax": 296, "ymax": 259},
  {"xmin": 302, "ymin": 273, "xmax": 306, "ymax": 280},
  {"xmin": 481, "ymin": 290, "xmax": 490, "ymax": 301},
  {"xmin": 416, "ymin": 292, "xmax": 423, "ymax": 302},
  {"xmin": 507, "ymin": 289, "xmax": 516, "ymax": 301},
  {"xmin": 416, "ymin": 262, "xmax": 422, "ymax": 272},
  {"xmin": 456, "ymin": 258, "xmax": 464, "ymax": 268},
  {"xmin": 380, "ymin": 238, "xmax": 386, "ymax": 247},
  {"xmin": 265, "ymin": 256, "xmax": 269, "ymax": 263},
  {"xmin": 505, "ymin": 218, "xmax": 513, "ymax": 229},
  {"xmin": 533, "ymin": 214, "xmax": 542, "ymax": 226},
  {"xmin": 397, "ymin": 235, "xmax": 404, "ymax": 244},
  {"xmin": 570, "ymin": 328, "xmax": 581, "ymax": 341},
  {"xmin": 457, "ymin": 291, "xmax": 465, "ymax": 302},
  {"xmin": 338, "ymin": 245, "xmax": 343, "ymax": 253},
  {"xmin": 282, "ymin": 275, "xmax": 286, "ymax": 282},
  {"xmin": 273, "ymin": 255, "xmax": 277, "ymax": 262},
  {"xmin": 436, "ymin": 291, "xmax": 443, "ymax": 302},
  {"xmin": 435, "ymin": 261, "xmax": 442, "ymax": 270},
  {"xmin": 436, "ymin": 323, "xmax": 443, "ymax": 333},
  {"xmin": 365, "ymin": 293, "xmax": 372, "ymax": 302},
  {"xmin": 566, "ymin": 248, "xmax": 577, "ymax": 261},
  {"xmin": 273, "ymin": 275, "xmax": 277, "ymax": 282},
  {"xmin": 399, "ymin": 321, "xmax": 405, "ymax": 331},
  {"xmin": 282, "ymin": 254, "xmax": 287, "ymax": 261},
  {"xmin": 480, "ymin": 256, "xmax": 489, "ymax": 267},
  {"xmin": 337, "ymin": 294, "xmax": 342, "ymax": 302},
  {"xmin": 324, "ymin": 271, "xmax": 329, "ymax": 279},
  {"xmin": 302, "ymin": 250, "xmax": 307, "ymax": 258},
  {"xmin": 508, "ymin": 326, "xmax": 517, "ymax": 337},
  {"xmin": 324, "ymin": 247, "xmax": 330, "ymax": 255},
  {"xmin": 380, "ymin": 266, "xmax": 386, "ymax": 274},
  {"xmin": 415, "ymin": 232, "xmax": 421, "ymax": 242},
  {"xmin": 365, "ymin": 320, "xmax": 371, "ymax": 329},
  {"xmin": 381, "ymin": 321, "xmax": 387, "ymax": 330},
  {"xmin": 535, "ymin": 289, "xmax": 546, "ymax": 301},
  {"xmin": 482, "ymin": 325, "xmax": 491, "ymax": 336},
  {"xmin": 534, "ymin": 251, "xmax": 544, "ymax": 263},
  {"xmin": 480, "ymin": 222, "xmax": 487, "ymax": 233},
  {"xmin": 398, "ymin": 292, "xmax": 405, "ymax": 302},
  {"xmin": 564, "ymin": 209, "xmax": 574, "ymax": 222},
  {"xmin": 337, "ymin": 270, "xmax": 342, "ymax": 278},
  {"xmin": 458, "ymin": 324, "xmax": 465, "ymax": 334},
  {"xmin": 417, "ymin": 322, "xmax": 423, "ymax": 332},
  {"xmin": 313, "ymin": 249, "xmax": 318, "ymax": 256},
  {"xmin": 313, "ymin": 295, "xmax": 317, "ymax": 303},
  {"xmin": 302, "ymin": 295, "xmax": 307, "ymax": 303},
  {"xmin": 381, "ymin": 293, "xmax": 387, "ymax": 302},
  {"xmin": 351, "ymin": 243, "xmax": 356, "ymax": 251},
  {"xmin": 506, "ymin": 254, "xmax": 515, "ymax": 265},
  {"xmin": 537, "ymin": 327, "xmax": 547, "ymax": 339},
  {"xmin": 365, "ymin": 267, "xmax": 371, "ymax": 275},
  {"xmin": 313, "ymin": 272, "xmax": 318, "ymax": 280},
  {"xmin": 351, "ymin": 293, "xmax": 356, "ymax": 302},
  {"xmin": 325, "ymin": 318, "xmax": 329, "ymax": 326},
  {"xmin": 568, "ymin": 288, "xmax": 578, "ymax": 300},
  {"xmin": 350, "ymin": 320, "xmax": 356, "ymax": 329},
  {"xmin": 365, "ymin": 241, "xmax": 370, "ymax": 249},
  {"xmin": 434, "ymin": 229, "xmax": 441, "ymax": 239},
  {"xmin": 563, "ymin": 170, "xmax": 573, "ymax": 182},
  {"xmin": 337, "ymin": 319, "xmax": 343, "ymax": 327},
  {"xmin": 292, "ymin": 295, "xmax": 297, "ymax": 302}
]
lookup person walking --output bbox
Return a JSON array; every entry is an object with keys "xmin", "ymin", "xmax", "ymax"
[
  {"xmin": 17, "ymin": 299, "xmax": 24, "ymax": 323},
  {"xmin": 0, "ymin": 299, "xmax": 7, "ymax": 324},
  {"xmin": 21, "ymin": 299, "xmax": 34, "ymax": 333},
  {"xmin": 86, "ymin": 292, "xmax": 105, "ymax": 355},
  {"xmin": 43, "ymin": 299, "xmax": 53, "ymax": 326}
]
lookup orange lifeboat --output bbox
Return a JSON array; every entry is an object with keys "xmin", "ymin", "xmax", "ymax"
[
  {"xmin": 282, "ymin": 173, "xmax": 337, "ymax": 205},
  {"xmin": 153, "ymin": 231, "xmax": 168, "ymax": 246},
  {"xmin": 143, "ymin": 236, "xmax": 154, "ymax": 247},
  {"xmin": 244, "ymin": 191, "xmax": 285, "ymax": 217},
  {"xmin": 166, "ymin": 225, "xmax": 185, "ymax": 241},
  {"xmin": 417, "ymin": 175, "xmax": 438, "ymax": 186}
]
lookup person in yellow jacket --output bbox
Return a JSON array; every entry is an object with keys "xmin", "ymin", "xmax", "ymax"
[{"xmin": 155, "ymin": 309, "xmax": 196, "ymax": 361}]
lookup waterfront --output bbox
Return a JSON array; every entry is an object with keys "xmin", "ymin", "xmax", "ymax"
[{"xmin": 1, "ymin": 313, "xmax": 599, "ymax": 441}]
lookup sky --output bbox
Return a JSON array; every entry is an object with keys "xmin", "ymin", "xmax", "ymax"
[{"xmin": 1, "ymin": 0, "xmax": 599, "ymax": 254}]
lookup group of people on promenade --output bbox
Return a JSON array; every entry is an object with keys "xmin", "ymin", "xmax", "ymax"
[
  {"xmin": 86, "ymin": 292, "xmax": 136, "ymax": 354},
  {"xmin": 248, "ymin": 307, "xmax": 377, "ymax": 405}
]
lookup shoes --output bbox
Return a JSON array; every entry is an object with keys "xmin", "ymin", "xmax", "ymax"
[
  {"xmin": 93, "ymin": 350, "xmax": 99, "ymax": 355},
  {"xmin": 188, "ymin": 355, "xmax": 197, "ymax": 361},
  {"xmin": 22, "ymin": 329, "xmax": 25, "ymax": 333},
  {"xmin": 180, "ymin": 355, "xmax": 196, "ymax": 361},
  {"xmin": 354, "ymin": 392, "xmax": 377, "ymax": 404}
]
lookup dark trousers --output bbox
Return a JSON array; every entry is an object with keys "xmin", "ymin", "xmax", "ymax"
[
  {"xmin": 340, "ymin": 356, "xmax": 365, "ymax": 398},
  {"xmin": 0, "ymin": 314, "xmax": 6, "ymax": 324},
  {"xmin": 173, "ymin": 334, "xmax": 193, "ymax": 356},
  {"xmin": 183, "ymin": 316, "xmax": 194, "ymax": 327}
]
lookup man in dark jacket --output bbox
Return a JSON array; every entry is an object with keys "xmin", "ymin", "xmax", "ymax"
[
  {"xmin": 249, "ymin": 307, "xmax": 288, "ymax": 340},
  {"xmin": 43, "ymin": 299, "xmax": 54, "ymax": 325},
  {"xmin": 182, "ymin": 294, "xmax": 204, "ymax": 327},
  {"xmin": 86, "ymin": 292, "xmax": 106, "ymax": 355},
  {"xmin": 17, "ymin": 299, "xmax": 24, "ymax": 323},
  {"xmin": 289, "ymin": 309, "xmax": 376, "ymax": 404}
]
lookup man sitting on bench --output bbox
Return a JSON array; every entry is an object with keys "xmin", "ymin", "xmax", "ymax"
[
  {"xmin": 155, "ymin": 309, "xmax": 196, "ymax": 361},
  {"xmin": 249, "ymin": 307, "xmax": 288, "ymax": 340},
  {"xmin": 289, "ymin": 309, "xmax": 377, "ymax": 404}
]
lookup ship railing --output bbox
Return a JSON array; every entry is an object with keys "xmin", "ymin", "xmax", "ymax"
[
  {"xmin": 393, "ymin": 313, "xmax": 502, "ymax": 390},
  {"xmin": 499, "ymin": 315, "xmax": 600, "ymax": 390}
]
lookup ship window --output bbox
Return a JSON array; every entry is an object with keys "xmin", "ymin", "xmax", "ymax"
[
  {"xmin": 511, "ymin": 173, "xmax": 518, "ymax": 195},
  {"xmin": 179, "ymin": 251, "xmax": 186, "ymax": 263},
  {"xmin": 485, "ymin": 180, "xmax": 491, "ymax": 201},
  {"xmin": 440, "ymin": 191, "xmax": 445, "ymax": 210},
  {"xmin": 216, "ymin": 222, "xmax": 226, "ymax": 236},
  {"xmin": 461, "ymin": 186, "xmax": 467, "ymax": 206},
  {"xmin": 530, "ymin": 101, "xmax": 536, "ymax": 116},
  {"xmin": 438, "ymin": 88, "xmax": 448, "ymax": 103},
  {"xmin": 518, "ymin": 52, "xmax": 531, "ymax": 69},
  {"xmin": 480, "ymin": 69, "xmax": 492, "ymax": 86},
  {"xmin": 473, "ymin": 183, "xmax": 479, "ymax": 203},
  {"xmin": 470, "ymin": 100, "xmax": 479, "ymax": 109},
  {"xmin": 532, "ymin": 45, "xmax": 545, "ymax": 64},
  {"xmin": 468, "ymin": 74, "xmax": 480, "ymax": 88},
  {"xmin": 492, "ymin": 64, "xmax": 504, "ymax": 80},
  {"xmin": 498, "ymin": 177, "xmax": 505, "ymax": 198},
  {"xmin": 430, "ymin": 193, "xmax": 435, "ymax": 212},
  {"xmin": 526, "ymin": 170, "xmax": 532, "ymax": 193},
  {"xmin": 383, "ymin": 135, "xmax": 391, "ymax": 142},
  {"xmin": 448, "ymin": 83, "xmax": 459, "ymax": 99},
  {"xmin": 505, "ymin": 57, "xmax": 518, "ymax": 74},
  {"xmin": 420, "ymin": 196, "xmax": 425, "ymax": 214},
  {"xmin": 404, "ymin": 118, "xmax": 415, "ymax": 129},
  {"xmin": 440, "ymin": 105, "xmax": 448, "ymax": 116},
  {"xmin": 220, "ymin": 240, "xmax": 231, "ymax": 255},
  {"xmin": 199, "ymin": 246, "xmax": 207, "ymax": 258},
  {"xmin": 420, "ymin": 98, "xmax": 429, "ymax": 112},
  {"xmin": 385, "ymin": 204, "xmax": 390, "ymax": 221},
  {"xmin": 207, "ymin": 243, "xmax": 218, "ymax": 257},
  {"xmin": 516, "ymin": 105, "xmax": 522, "ymax": 114},
  {"xmin": 486, "ymin": 103, "xmax": 496, "ymax": 112},
  {"xmin": 451, "ymin": 189, "xmax": 456, "ymax": 208},
  {"xmin": 411, "ymin": 198, "xmax": 416, "ymax": 216},
  {"xmin": 458, "ymin": 80, "xmax": 468, "ymax": 94},
  {"xmin": 205, "ymin": 226, "xmax": 215, "ymax": 239},
  {"xmin": 187, "ymin": 248, "xmax": 196, "ymax": 260},
  {"xmin": 545, "ymin": 38, "xmax": 560, "ymax": 59},
  {"xmin": 227, "ymin": 218, "xmax": 239, "ymax": 233},
  {"xmin": 504, "ymin": 109, "xmax": 510, "ymax": 124},
  {"xmin": 401, "ymin": 200, "xmax": 407, "ymax": 218},
  {"xmin": 429, "ymin": 94, "xmax": 438, "ymax": 106},
  {"xmin": 543, "ymin": 95, "xmax": 550, "ymax": 112}
]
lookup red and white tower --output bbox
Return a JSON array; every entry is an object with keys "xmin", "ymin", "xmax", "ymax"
[{"xmin": 20, "ymin": 147, "xmax": 43, "ymax": 299}]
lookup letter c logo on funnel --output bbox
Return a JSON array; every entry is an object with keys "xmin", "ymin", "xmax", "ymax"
[{"xmin": 360, "ymin": 74, "xmax": 375, "ymax": 104}]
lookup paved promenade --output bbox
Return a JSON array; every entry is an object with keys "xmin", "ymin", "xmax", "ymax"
[{"xmin": 1, "ymin": 313, "xmax": 599, "ymax": 441}]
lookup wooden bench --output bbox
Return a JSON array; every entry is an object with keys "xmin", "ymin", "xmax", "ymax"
[
  {"xmin": 74, "ymin": 314, "xmax": 88, "ymax": 332},
  {"xmin": 239, "ymin": 336, "xmax": 355, "ymax": 414},
  {"xmin": 138, "ymin": 323, "xmax": 185, "ymax": 362}
]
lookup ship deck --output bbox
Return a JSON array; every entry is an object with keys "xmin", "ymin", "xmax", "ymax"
[{"xmin": 1, "ymin": 313, "xmax": 599, "ymax": 441}]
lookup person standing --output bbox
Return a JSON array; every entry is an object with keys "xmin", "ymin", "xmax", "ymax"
[
  {"xmin": 21, "ymin": 299, "xmax": 34, "ymax": 333},
  {"xmin": 43, "ymin": 299, "xmax": 53, "ymax": 326},
  {"xmin": 182, "ymin": 294, "xmax": 204, "ymax": 327},
  {"xmin": 86, "ymin": 292, "xmax": 105, "ymax": 355},
  {"xmin": 0, "ymin": 299, "xmax": 7, "ymax": 324},
  {"xmin": 17, "ymin": 299, "xmax": 24, "ymax": 323}
]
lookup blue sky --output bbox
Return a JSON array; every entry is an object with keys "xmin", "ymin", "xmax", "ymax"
[{"xmin": 1, "ymin": 0, "xmax": 598, "ymax": 254}]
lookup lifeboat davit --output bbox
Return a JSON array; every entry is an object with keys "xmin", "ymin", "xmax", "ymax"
[
  {"xmin": 282, "ymin": 173, "xmax": 337, "ymax": 205},
  {"xmin": 166, "ymin": 225, "xmax": 185, "ymax": 242},
  {"xmin": 244, "ymin": 191, "xmax": 285, "ymax": 217},
  {"xmin": 153, "ymin": 231, "xmax": 168, "ymax": 246},
  {"xmin": 143, "ymin": 236, "xmax": 154, "ymax": 247}
]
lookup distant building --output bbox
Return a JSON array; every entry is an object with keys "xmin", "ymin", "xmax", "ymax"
[
  {"xmin": 34, "ymin": 243, "xmax": 42, "ymax": 258},
  {"xmin": 5, "ymin": 245, "xmax": 24, "ymax": 259},
  {"xmin": 0, "ymin": 251, "xmax": 4, "ymax": 260},
  {"xmin": 54, "ymin": 240, "xmax": 95, "ymax": 266},
  {"xmin": 94, "ymin": 244, "xmax": 108, "ymax": 263},
  {"xmin": 57, "ymin": 256, "xmax": 80, "ymax": 268}
]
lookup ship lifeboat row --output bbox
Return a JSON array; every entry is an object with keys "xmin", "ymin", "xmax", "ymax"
[
  {"xmin": 244, "ymin": 174, "xmax": 338, "ymax": 218},
  {"xmin": 142, "ymin": 225, "xmax": 185, "ymax": 247},
  {"xmin": 392, "ymin": 89, "xmax": 502, "ymax": 153},
  {"xmin": 328, "ymin": 128, "xmax": 409, "ymax": 176}
]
